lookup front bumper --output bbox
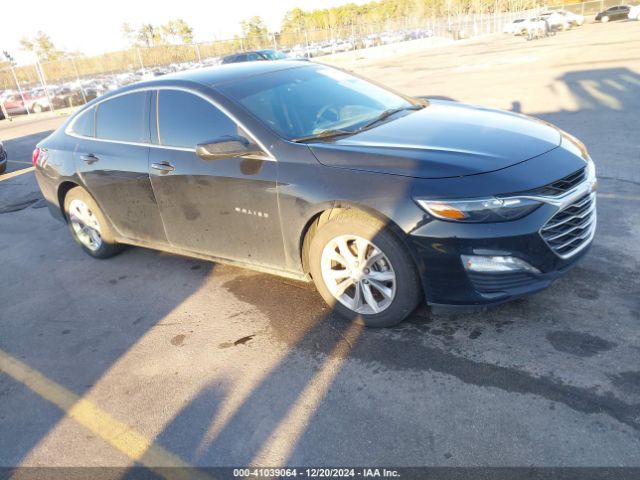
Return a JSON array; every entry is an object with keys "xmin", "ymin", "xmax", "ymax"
[{"xmin": 408, "ymin": 193, "xmax": 596, "ymax": 307}]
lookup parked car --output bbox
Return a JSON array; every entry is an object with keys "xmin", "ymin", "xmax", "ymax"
[
  {"xmin": 334, "ymin": 40, "xmax": 354, "ymax": 52},
  {"xmin": 595, "ymin": 5, "xmax": 631, "ymax": 22},
  {"xmin": 522, "ymin": 17, "xmax": 549, "ymax": 38},
  {"xmin": 0, "ymin": 140, "xmax": 6, "ymax": 174},
  {"xmin": 628, "ymin": 4, "xmax": 640, "ymax": 19},
  {"xmin": 540, "ymin": 11, "xmax": 572, "ymax": 31},
  {"xmin": 51, "ymin": 87, "xmax": 100, "ymax": 109},
  {"xmin": 33, "ymin": 61, "xmax": 597, "ymax": 327},
  {"xmin": 552, "ymin": 9, "xmax": 585, "ymax": 26},
  {"xmin": 503, "ymin": 18, "xmax": 527, "ymax": 35},
  {"xmin": 363, "ymin": 34, "xmax": 381, "ymax": 48},
  {"xmin": 222, "ymin": 50, "xmax": 289, "ymax": 64},
  {"xmin": 1, "ymin": 91, "xmax": 50, "ymax": 115}
]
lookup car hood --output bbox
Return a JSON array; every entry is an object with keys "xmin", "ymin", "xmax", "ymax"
[{"xmin": 308, "ymin": 100, "xmax": 562, "ymax": 179}]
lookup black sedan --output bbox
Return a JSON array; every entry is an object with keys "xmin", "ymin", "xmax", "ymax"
[
  {"xmin": 595, "ymin": 5, "xmax": 631, "ymax": 21},
  {"xmin": 33, "ymin": 61, "xmax": 597, "ymax": 327}
]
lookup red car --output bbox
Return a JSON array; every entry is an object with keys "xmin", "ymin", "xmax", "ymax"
[{"xmin": 1, "ymin": 91, "xmax": 50, "ymax": 115}]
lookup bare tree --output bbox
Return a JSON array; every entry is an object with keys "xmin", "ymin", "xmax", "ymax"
[{"xmin": 19, "ymin": 31, "xmax": 63, "ymax": 61}]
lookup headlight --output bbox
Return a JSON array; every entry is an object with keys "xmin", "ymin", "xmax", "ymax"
[{"xmin": 416, "ymin": 197, "xmax": 542, "ymax": 223}]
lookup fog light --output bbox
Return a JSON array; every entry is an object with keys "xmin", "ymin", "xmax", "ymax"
[{"xmin": 461, "ymin": 255, "xmax": 540, "ymax": 274}]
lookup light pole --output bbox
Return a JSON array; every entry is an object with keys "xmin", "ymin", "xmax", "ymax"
[{"xmin": 34, "ymin": 53, "xmax": 56, "ymax": 113}]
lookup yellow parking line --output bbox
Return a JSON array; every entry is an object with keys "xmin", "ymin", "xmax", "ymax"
[
  {"xmin": 0, "ymin": 167, "xmax": 34, "ymax": 181},
  {"xmin": 0, "ymin": 350, "xmax": 210, "ymax": 479}
]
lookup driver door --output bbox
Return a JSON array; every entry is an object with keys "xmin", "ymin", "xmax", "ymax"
[{"xmin": 148, "ymin": 89, "xmax": 285, "ymax": 268}]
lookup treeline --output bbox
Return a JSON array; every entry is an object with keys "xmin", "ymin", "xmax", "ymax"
[{"xmin": 281, "ymin": 0, "xmax": 564, "ymax": 33}]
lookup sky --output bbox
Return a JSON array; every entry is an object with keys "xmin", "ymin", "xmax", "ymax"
[{"xmin": 1, "ymin": 0, "xmax": 359, "ymax": 64}]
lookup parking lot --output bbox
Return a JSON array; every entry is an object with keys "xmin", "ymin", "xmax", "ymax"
[{"xmin": 1, "ymin": 20, "xmax": 639, "ymax": 470}]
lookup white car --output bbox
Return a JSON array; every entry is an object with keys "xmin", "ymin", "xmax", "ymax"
[
  {"xmin": 553, "ymin": 9, "xmax": 585, "ymax": 26},
  {"xmin": 540, "ymin": 11, "xmax": 572, "ymax": 30},
  {"xmin": 503, "ymin": 18, "xmax": 527, "ymax": 34},
  {"xmin": 629, "ymin": 4, "xmax": 640, "ymax": 19},
  {"xmin": 522, "ymin": 17, "xmax": 548, "ymax": 38}
]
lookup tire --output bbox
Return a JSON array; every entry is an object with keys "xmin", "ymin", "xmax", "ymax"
[
  {"xmin": 601, "ymin": 16, "xmax": 609, "ymax": 23},
  {"xmin": 0, "ymin": 163, "xmax": 6, "ymax": 174},
  {"xmin": 32, "ymin": 103, "xmax": 43, "ymax": 113},
  {"xmin": 63, "ymin": 187, "xmax": 123, "ymax": 259},
  {"xmin": 308, "ymin": 211, "xmax": 422, "ymax": 327}
]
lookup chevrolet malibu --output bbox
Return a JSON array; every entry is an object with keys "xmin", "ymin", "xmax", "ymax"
[{"xmin": 33, "ymin": 61, "xmax": 597, "ymax": 327}]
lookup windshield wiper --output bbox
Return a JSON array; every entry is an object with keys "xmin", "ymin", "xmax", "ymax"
[
  {"xmin": 291, "ymin": 128, "xmax": 355, "ymax": 143},
  {"xmin": 358, "ymin": 104, "xmax": 425, "ymax": 131},
  {"xmin": 291, "ymin": 103, "xmax": 426, "ymax": 143}
]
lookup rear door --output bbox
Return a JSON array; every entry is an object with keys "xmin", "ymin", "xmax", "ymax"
[
  {"xmin": 611, "ymin": 6, "xmax": 624, "ymax": 18},
  {"xmin": 148, "ymin": 88, "xmax": 285, "ymax": 268},
  {"xmin": 74, "ymin": 92, "xmax": 167, "ymax": 244}
]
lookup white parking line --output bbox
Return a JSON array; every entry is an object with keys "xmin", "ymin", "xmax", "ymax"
[{"xmin": 597, "ymin": 192, "xmax": 640, "ymax": 201}]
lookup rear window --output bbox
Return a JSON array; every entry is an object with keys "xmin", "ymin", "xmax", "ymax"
[
  {"xmin": 72, "ymin": 107, "xmax": 95, "ymax": 137},
  {"xmin": 95, "ymin": 92, "xmax": 148, "ymax": 143}
]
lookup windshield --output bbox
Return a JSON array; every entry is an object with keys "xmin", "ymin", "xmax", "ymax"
[{"xmin": 219, "ymin": 65, "xmax": 413, "ymax": 140}]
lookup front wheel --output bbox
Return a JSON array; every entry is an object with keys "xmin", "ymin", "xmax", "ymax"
[
  {"xmin": 308, "ymin": 211, "xmax": 422, "ymax": 327},
  {"xmin": 601, "ymin": 15, "xmax": 609, "ymax": 22},
  {"xmin": 64, "ymin": 187, "xmax": 123, "ymax": 259}
]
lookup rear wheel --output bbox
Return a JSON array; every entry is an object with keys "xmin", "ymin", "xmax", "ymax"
[
  {"xmin": 308, "ymin": 211, "xmax": 422, "ymax": 327},
  {"xmin": 32, "ymin": 103, "xmax": 43, "ymax": 113},
  {"xmin": 63, "ymin": 187, "xmax": 123, "ymax": 259}
]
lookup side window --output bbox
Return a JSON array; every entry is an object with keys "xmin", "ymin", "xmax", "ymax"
[
  {"xmin": 247, "ymin": 52, "xmax": 261, "ymax": 61},
  {"xmin": 96, "ymin": 92, "xmax": 148, "ymax": 143},
  {"xmin": 72, "ymin": 107, "xmax": 95, "ymax": 137},
  {"xmin": 157, "ymin": 90, "xmax": 243, "ymax": 149}
]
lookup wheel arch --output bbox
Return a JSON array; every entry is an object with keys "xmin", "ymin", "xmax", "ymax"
[
  {"xmin": 57, "ymin": 181, "xmax": 80, "ymax": 222},
  {"xmin": 298, "ymin": 201, "xmax": 419, "ymax": 278}
]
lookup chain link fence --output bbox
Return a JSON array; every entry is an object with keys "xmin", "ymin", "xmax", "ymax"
[{"xmin": 0, "ymin": 0, "xmax": 631, "ymax": 120}]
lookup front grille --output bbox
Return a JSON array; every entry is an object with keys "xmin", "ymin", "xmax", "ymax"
[
  {"xmin": 529, "ymin": 167, "xmax": 586, "ymax": 196},
  {"xmin": 541, "ymin": 193, "xmax": 596, "ymax": 258}
]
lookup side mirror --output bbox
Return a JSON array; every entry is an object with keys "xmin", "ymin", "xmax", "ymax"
[{"xmin": 196, "ymin": 135, "xmax": 264, "ymax": 160}]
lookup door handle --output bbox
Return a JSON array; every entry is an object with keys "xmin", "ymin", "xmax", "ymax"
[
  {"xmin": 151, "ymin": 162, "xmax": 176, "ymax": 174},
  {"xmin": 80, "ymin": 154, "xmax": 99, "ymax": 164}
]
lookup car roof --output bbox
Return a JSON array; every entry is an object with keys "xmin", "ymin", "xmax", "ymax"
[
  {"xmin": 67, "ymin": 60, "xmax": 315, "ymax": 117},
  {"xmin": 158, "ymin": 60, "xmax": 311, "ymax": 87}
]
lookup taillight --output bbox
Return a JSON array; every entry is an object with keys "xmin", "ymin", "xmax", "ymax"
[{"xmin": 32, "ymin": 147, "xmax": 41, "ymax": 167}]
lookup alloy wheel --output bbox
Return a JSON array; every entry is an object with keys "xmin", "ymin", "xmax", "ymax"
[
  {"xmin": 68, "ymin": 199, "xmax": 103, "ymax": 251},
  {"xmin": 320, "ymin": 234, "xmax": 397, "ymax": 315}
]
